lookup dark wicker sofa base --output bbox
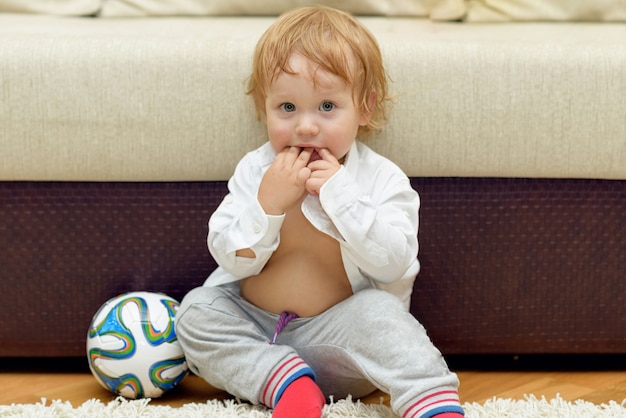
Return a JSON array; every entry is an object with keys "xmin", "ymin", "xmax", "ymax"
[{"xmin": 1, "ymin": 178, "xmax": 624, "ymax": 358}]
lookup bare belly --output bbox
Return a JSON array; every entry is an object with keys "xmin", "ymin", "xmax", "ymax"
[{"xmin": 240, "ymin": 204, "xmax": 352, "ymax": 317}]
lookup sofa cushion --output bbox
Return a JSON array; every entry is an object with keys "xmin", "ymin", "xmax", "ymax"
[
  {"xmin": 98, "ymin": 0, "xmax": 426, "ymax": 17},
  {"xmin": 97, "ymin": 0, "xmax": 626, "ymax": 21},
  {"xmin": 0, "ymin": 0, "xmax": 99, "ymax": 16},
  {"xmin": 1, "ymin": 15, "xmax": 625, "ymax": 181},
  {"xmin": 463, "ymin": 0, "xmax": 626, "ymax": 22}
]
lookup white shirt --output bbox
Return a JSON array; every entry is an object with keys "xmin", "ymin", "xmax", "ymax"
[{"xmin": 204, "ymin": 141, "xmax": 420, "ymax": 310}]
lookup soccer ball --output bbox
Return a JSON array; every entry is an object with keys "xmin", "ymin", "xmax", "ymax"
[{"xmin": 86, "ymin": 291, "xmax": 189, "ymax": 399}]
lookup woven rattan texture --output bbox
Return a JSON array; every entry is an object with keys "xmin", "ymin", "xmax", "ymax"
[
  {"xmin": 1, "ymin": 182, "xmax": 221, "ymax": 357},
  {"xmin": 411, "ymin": 178, "xmax": 626, "ymax": 354},
  {"xmin": 0, "ymin": 179, "xmax": 624, "ymax": 357}
]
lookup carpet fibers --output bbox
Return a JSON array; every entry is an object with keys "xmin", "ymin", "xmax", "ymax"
[{"xmin": 2, "ymin": 395, "xmax": 626, "ymax": 417}]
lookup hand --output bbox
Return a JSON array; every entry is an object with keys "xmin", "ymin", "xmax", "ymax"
[
  {"xmin": 305, "ymin": 148, "xmax": 342, "ymax": 196},
  {"xmin": 258, "ymin": 147, "xmax": 312, "ymax": 215}
]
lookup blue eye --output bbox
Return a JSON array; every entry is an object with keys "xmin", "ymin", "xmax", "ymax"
[
  {"xmin": 320, "ymin": 102, "xmax": 335, "ymax": 112},
  {"xmin": 280, "ymin": 103, "xmax": 296, "ymax": 112}
]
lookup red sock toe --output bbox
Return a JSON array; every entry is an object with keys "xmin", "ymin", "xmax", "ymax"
[{"xmin": 272, "ymin": 376, "xmax": 325, "ymax": 418}]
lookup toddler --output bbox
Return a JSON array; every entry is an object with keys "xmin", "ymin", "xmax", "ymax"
[{"xmin": 175, "ymin": 5, "xmax": 464, "ymax": 418}]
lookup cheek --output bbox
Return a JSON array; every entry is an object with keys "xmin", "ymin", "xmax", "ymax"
[
  {"xmin": 327, "ymin": 122, "xmax": 358, "ymax": 157},
  {"xmin": 266, "ymin": 120, "xmax": 292, "ymax": 151}
]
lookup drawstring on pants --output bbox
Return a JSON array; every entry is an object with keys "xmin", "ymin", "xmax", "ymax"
[{"xmin": 270, "ymin": 311, "xmax": 298, "ymax": 344}]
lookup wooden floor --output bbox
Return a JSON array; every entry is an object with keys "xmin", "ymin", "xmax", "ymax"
[{"xmin": 1, "ymin": 356, "xmax": 625, "ymax": 408}]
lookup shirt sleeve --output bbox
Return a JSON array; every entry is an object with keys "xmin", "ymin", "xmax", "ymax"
[
  {"xmin": 305, "ymin": 164, "xmax": 420, "ymax": 285},
  {"xmin": 206, "ymin": 152, "xmax": 284, "ymax": 282}
]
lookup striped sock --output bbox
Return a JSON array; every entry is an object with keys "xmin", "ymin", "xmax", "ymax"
[
  {"xmin": 261, "ymin": 354, "xmax": 317, "ymax": 408},
  {"xmin": 272, "ymin": 375, "xmax": 325, "ymax": 418},
  {"xmin": 402, "ymin": 389, "xmax": 465, "ymax": 418}
]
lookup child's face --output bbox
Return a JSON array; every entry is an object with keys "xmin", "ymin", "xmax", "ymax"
[{"xmin": 263, "ymin": 53, "xmax": 368, "ymax": 162}]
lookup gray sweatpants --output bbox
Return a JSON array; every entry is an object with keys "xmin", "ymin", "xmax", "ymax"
[{"xmin": 175, "ymin": 286, "xmax": 462, "ymax": 417}]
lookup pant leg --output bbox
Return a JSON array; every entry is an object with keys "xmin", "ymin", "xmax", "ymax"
[
  {"xmin": 175, "ymin": 285, "xmax": 315, "ymax": 408},
  {"xmin": 279, "ymin": 289, "xmax": 462, "ymax": 417}
]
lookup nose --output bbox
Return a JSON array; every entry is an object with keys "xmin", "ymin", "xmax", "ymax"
[{"xmin": 295, "ymin": 114, "xmax": 319, "ymax": 137}]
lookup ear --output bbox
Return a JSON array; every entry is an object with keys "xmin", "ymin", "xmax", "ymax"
[
  {"xmin": 257, "ymin": 95, "xmax": 268, "ymax": 124},
  {"xmin": 359, "ymin": 90, "xmax": 377, "ymax": 126}
]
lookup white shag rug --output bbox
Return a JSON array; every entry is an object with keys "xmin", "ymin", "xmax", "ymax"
[{"xmin": 2, "ymin": 395, "xmax": 626, "ymax": 417}]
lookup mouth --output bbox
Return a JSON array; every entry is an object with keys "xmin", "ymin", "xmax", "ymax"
[
  {"xmin": 307, "ymin": 149, "xmax": 321, "ymax": 163},
  {"xmin": 296, "ymin": 146, "xmax": 321, "ymax": 163}
]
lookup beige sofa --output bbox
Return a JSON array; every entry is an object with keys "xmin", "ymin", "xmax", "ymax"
[{"xmin": 1, "ymin": 1, "xmax": 625, "ymax": 359}]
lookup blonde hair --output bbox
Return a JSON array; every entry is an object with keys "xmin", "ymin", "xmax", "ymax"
[{"xmin": 247, "ymin": 5, "xmax": 391, "ymax": 135}]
